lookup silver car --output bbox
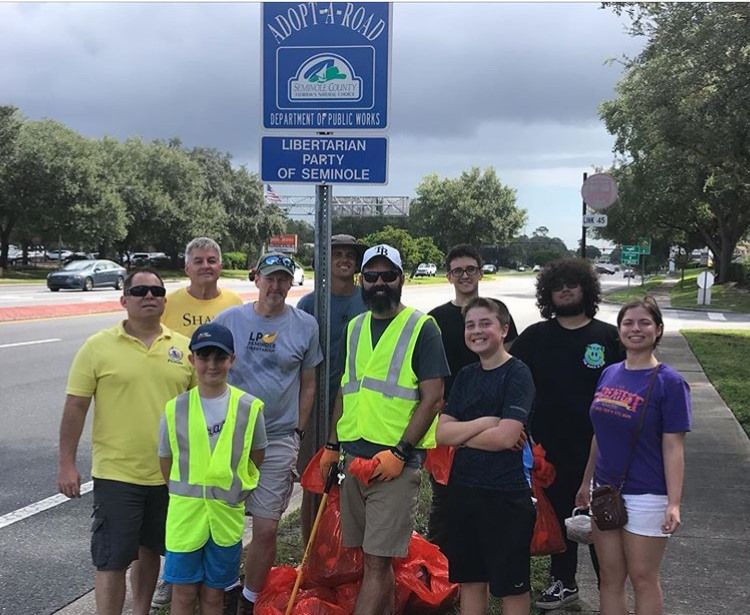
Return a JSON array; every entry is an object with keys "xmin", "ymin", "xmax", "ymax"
[{"xmin": 47, "ymin": 259, "xmax": 127, "ymax": 291}]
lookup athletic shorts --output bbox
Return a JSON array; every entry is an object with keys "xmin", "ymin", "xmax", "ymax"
[
  {"xmin": 623, "ymin": 494, "xmax": 671, "ymax": 538},
  {"xmin": 444, "ymin": 483, "xmax": 536, "ymax": 598},
  {"xmin": 90, "ymin": 478, "xmax": 168, "ymax": 571},
  {"xmin": 245, "ymin": 434, "xmax": 299, "ymax": 520},
  {"xmin": 339, "ymin": 454, "xmax": 421, "ymax": 558},
  {"xmin": 164, "ymin": 537, "xmax": 242, "ymax": 589}
]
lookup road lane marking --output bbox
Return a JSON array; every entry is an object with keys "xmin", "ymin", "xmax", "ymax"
[
  {"xmin": 707, "ymin": 312, "xmax": 727, "ymax": 321},
  {"xmin": 0, "ymin": 338, "xmax": 62, "ymax": 348},
  {"xmin": 0, "ymin": 481, "xmax": 93, "ymax": 530}
]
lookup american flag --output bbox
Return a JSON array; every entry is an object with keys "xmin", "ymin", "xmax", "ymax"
[{"xmin": 264, "ymin": 184, "xmax": 282, "ymax": 204}]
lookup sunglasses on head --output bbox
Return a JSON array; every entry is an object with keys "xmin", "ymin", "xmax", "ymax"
[
  {"xmin": 260, "ymin": 254, "xmax": 294, "ymax": 269},
  {"xmin": 362, "ymin": 270, "xmax": 400, "ymax": 283},
  {"xmin": 550, "ymin": 280, "xmax": 580, "ymax": 292},
  {"xmin": 126, "ymin": 285, "xmax": 166, "ymax": 297}
]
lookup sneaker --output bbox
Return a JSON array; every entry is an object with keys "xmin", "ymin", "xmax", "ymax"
[
  {"xmin": 223, "ymin": 586, "xmax": 241, "ymax": 615},
  {"xmin": 150, "ymin": 579, "xmax": 172, "ymax": 608},
  {"xmin": 237, "ymin": 594, "xmax": 254, "ymax": 615},
  {"xmin": 535, "ymin": 579, "xmax": 579, "ymax": 610}
]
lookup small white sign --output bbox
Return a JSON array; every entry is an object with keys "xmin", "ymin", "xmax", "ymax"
[
  {"xmin": 583, "ymin": 213, "xmax": 608, "ymax": 227},
  {"xmin": 697, "ymin": 271, "xmax": 715, "ymax": 289}
]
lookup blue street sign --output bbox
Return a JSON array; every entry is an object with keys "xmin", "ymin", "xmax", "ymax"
[
  {"xmin": 262, "ymin": 2, "xmax": 391, "ymax": 130},
  {"xmin": 261, "ymin": 135, "xmax": 388, "ymax": 184}
]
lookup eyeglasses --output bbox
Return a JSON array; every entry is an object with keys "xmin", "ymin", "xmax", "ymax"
[
  {"xmin": 362, "ymin": 270, "xmax": 400, "ymax": 283},
  {"xmin": 550, "ymin": 281, "xmax": 580, "ymax": 292},
  {"xmin": 260, "ymin": 254, "xmax": 294, "ymax": 269},
  {"xmin": 449, "ymin": 265, "xmax": 480, "ymax": 278},
  {"xmin": 126, "ymin": 285, "xmax": 166, "ymax": 297}
]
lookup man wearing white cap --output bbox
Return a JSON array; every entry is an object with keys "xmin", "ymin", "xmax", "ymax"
[{"xmin": 320, "ymin": 244, "xmax": 449, "ymax": 615}]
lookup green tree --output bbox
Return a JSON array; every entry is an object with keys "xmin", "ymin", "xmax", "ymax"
[
  {"xmin": 409, "ymin": 167, "xmax": 526, "ymax": 252},
  {"xmin": 600, "ymin": 3, "xmax": 750, "ymax": 282},
  {"xmin": 0, "ymin": 106, "xmax": 24, "ymax": 267},
  {"xmin": 361, "ymin": 226, "xmax": 443, "ymax": 274}
]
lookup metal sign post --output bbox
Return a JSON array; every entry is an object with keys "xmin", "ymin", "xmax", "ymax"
[{"xmin": 313, "ymin": 183, "xmax": 332, "ymax": 450}]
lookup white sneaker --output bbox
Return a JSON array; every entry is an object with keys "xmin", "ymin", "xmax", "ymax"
[
  {"xmin": 535, "ymin": 579, "xmax": 579, "ymax": 610},
  {"xmin": 151, "ymin": 579, "xmax": 173, "ymax": 608}
]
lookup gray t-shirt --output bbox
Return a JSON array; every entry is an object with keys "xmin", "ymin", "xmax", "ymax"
[
  {"xmin": 213, "ymin": 303, "xmax": 323, "ymax": 439},
  {"xmin": 158, "ymin": 388, "xmax": 268, "ymax": 457}
]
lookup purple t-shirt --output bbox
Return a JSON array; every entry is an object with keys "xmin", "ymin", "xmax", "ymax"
[{"xmin": 590, "ymin": 362, "xmax": 691, "ymax": 495}]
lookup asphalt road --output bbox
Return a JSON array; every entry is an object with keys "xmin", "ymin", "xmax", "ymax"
[{"xmin": 0, "ymin": 274, "xmax": 747, "ymax": 614}]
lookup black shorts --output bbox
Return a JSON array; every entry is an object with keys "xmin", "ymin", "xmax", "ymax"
[
  {"xmin": 444, "ymin": 483, "xmax": 536, "ymax": 598},
  {"xmin": 91, "ymin": 478, "xmax": 169, "ymax": 571}
]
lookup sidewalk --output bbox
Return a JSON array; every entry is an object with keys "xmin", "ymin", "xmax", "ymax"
[{"xmin": 563, "ymin": 331, "xmax": 750, "ymax": 615}]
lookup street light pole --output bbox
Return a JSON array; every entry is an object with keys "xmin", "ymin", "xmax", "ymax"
[{"xmin": 580, "ymin": 171, "xmax": 587, "ymax": 259}]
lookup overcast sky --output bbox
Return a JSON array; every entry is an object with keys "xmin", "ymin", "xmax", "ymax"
[{"xmin": 0, "ymin": 2, "xmax": 644, "ymax": 250}]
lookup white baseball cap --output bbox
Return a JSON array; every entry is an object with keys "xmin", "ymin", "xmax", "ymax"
[{"xmin": 361, "ymin": 244, "xmax": 403, "ymax": 272}]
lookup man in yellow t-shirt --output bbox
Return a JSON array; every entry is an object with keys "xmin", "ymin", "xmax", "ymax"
[
  {"xmin": 162, "ymin": 237, "xmax": 243, "ymax": 337},
  {"xmin": 58, "ymin": 267, "xmax": 196, "ymax": 615}
]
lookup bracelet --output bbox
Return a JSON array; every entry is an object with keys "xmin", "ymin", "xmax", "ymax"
[
  {"xmin": 325, "ymin": 441, "xmax": 340, "ymax": 451},
  {"xmin": 396, "ymin": 439, "xmax": 414, "ymax": 456},
  {"xmin": 390, "ymin": 445, "xmax": 408, "ymax": 463}
]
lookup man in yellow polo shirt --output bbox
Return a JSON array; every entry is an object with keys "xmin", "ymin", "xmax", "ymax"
[
  {"xmin": 162, "ymin": 237, "xmax": 243, "ymax": 337},
  {"xmin": 57, "ymin": 267, "xmax": 195, "ymax": 615}
]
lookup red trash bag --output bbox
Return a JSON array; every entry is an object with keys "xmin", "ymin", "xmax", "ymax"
[
  {"xmin": 393, "ymin": 532, "xmax": 459, "ymax": 614},
  {"xmin": 424, "ymin": 445, "xmax": 455, "ymax": 486},
  {"xmin": 256, "ymin": 566, "xmax": 340, "ymax": 615},
  {"xmin": 301, "ymin": 447, "xmax": 326, "ymax": 495},
  {"xmin": 334, "ymin": 581, "xmax": 361, "ymax": 613},
  {"xmin": 530, "ymin": 444, "xmax": 566, "ymax": 556},
  {"xmin": 291, "ymin": 597, "xmax": 348, "ymax": 615},
  {"xmin": 348, "ymin": 457, "xmax": 379, "ymax": 487},
  {"xmin": 302, "ymin": 490, "xmax": 363, "ymax": 588}
]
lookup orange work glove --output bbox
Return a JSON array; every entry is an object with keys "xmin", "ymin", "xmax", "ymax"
[
  {"xmin": 319, "ymin": 447, "xmax": 340, "ymax": 483},
  {"xmin": 371, "ymin": 449, "xmax": 406, "ymax": 481}
]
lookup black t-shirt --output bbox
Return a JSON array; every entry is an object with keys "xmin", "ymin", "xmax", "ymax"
[
  {"xmin": 341, "ymin": 311, "xmax": 450, "ymax": 464},
  {"xmin": 511, "ymin": 318, "xmax": 624, "ymax": 466},
  {"xmin": 445, "ymin": 357, "xmax": 535, "ymax": 491},
  {"xmin": 429, "ymin": 299, "xmax": 518, "ymax": 398}
]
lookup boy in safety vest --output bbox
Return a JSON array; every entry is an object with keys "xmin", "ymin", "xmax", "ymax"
[{"xmin": 158, "ymin": 322, "xmax": 267, "ymax": 615}]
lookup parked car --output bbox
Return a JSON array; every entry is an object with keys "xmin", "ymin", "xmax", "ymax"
[
  {"xmin": 128, "ymin": 251, "xmax": 170, "ymax": 267},
  {"xmin": 46, "ymin": 248, "xmax": 73, "ymax": 261},
  {"xmin": 532, "ymin": 264, "xmax": 541, "ymax": 272},
  {"xmin": 595, "ymin": 264, "xmax": 616, "ymax": 275},
  {"xmin": 414, "ymin": 262, "xmax": 437, "ymax": 277},
  {"xmin": 63, "ymin": 252, "xmax": 96, "ymax": 264},
  {"xmin": 622, "ymin": 268, "xmax": 636, "ymax": 279},
  {"xmin": 481, "ymin": 263, "xmax": 497, "ymax": 274},
  {"xmin": 47, "ymin": 259, "xmax": 126, "ymax": 291},
  {"xmin": 517, "ymin": 265, "xmax": 526, "ymax": 272},
  {"xmin": 292, "ymin": 260, "xmax": 305, "ymax": 286}
]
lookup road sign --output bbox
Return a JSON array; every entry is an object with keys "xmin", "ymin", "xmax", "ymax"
[
  {"xmin": 262, "ymin": 3, "xmax": 391, "ymax": 130},
  {"xmin": 621, "ymin": 244, "xmax": 640, "ymax": 265},
  {"xmin": 583, "ymin": 213, "xmax": 608, "ymax": 227},
  {"xmin": 261, "ymin": 135, "xmax": 388, "ymax": 184},
  {"xmin": 697, "ymin": 271, "xmax": 715, "ymax": 289},
  {"xmin": 637, "ymin": 237, "xmax": 652, "ymax": 255},
  {"xmin": 581, "ymin": 173, "xmax": 619, "ymax": 210}
]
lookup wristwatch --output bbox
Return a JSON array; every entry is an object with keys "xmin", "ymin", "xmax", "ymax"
[{"xmin": 294, "ymin": 427, "xmax": 305, "ymax": 440}]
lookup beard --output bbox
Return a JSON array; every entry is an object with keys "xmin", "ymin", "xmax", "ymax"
[
  {"xmin": 554, "ymin": 298, "xmax": 585, "ymax": 317},
  {"xmin": 362, "ymin": 283, "xmax": 402, "ymax": 313}
]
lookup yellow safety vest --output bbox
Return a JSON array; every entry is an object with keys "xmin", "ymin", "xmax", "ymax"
[
  {"xmin": 337, "ymin": 307, "xmax": 437, "ymax": 449},
  {"xmin": 164, "ymin": 385, "xmax": 262, "ymax": 552}
]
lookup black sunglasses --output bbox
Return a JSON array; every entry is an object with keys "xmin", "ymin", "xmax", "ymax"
[
  {"xmin": 550, "ymin": 280, "xmax": 580, "ymax": 292},
  {"xmin": 126, "ymin": 285, "xmax": 166, "ymax": 297},
  {"xmin": 362, "ymin": 270, "xmax": 400, "ymax": 283},
  {"xmin": 260, "ymin": 254, "xmax": 295, "ymax": 269}
]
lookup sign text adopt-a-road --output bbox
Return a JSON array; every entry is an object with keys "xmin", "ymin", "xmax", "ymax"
[
  {"xmin": 262, "ymin": 3, "xmax": 391, "ymax": 131},
  {"xmin": 262, "ymin": 136, "xmax": 387, "ymax": 184}
]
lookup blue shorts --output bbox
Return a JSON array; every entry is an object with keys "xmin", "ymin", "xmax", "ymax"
[{"xmin": 164, "ymin": 537, "xmax": 242, "ymax": 589}]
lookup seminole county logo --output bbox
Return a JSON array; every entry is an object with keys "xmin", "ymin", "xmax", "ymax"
[
  {"xmin": 167, "ymin": 346, "xmax": 184, "ymax": 364},
  {"xmin": 289, "ymin": 53, "xmax": 362, "ymax": 102},
  {"xmin": 583, "ymin": 343, "xmax": 606, "ymax": 369}
]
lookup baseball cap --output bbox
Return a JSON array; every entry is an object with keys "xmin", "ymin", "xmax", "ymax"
[
  {"xmin": 331, "ymin": 233, "xmax": 367, "ymax": 267},
  {"xmin": 189, "ymin": 322, "xmax": 234, "ymax": 355},
  {"xmin": 361, "ymin": 244, "xmax": 403, "ymax": 272},
  {"xmin": 256, "ymin": 252, "xmax": 296, "ymax": 277}
]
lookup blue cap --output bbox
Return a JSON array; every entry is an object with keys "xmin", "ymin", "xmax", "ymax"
[{"xmin": 189, "ymin": 323, "xmax": 234, "ymax": 355}]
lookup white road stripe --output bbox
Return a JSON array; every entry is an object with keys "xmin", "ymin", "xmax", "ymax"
[
  {"xmin": 707, "ymin": 312, "xmax": 727, "ymax": 321},
  {"xmin": 0, "ymin": 481, "xmax": 93, "ymax": 530},
  {"xmin": 0, "ymin": 338, "xmax": 62, "ymax": 349}
]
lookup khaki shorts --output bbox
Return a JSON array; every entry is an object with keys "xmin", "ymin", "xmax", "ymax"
[
  {"xmin": 339, "ymin": 454, "xmax": 421, "ymax": 558},
  {"xmin": 245, "ymin": 434, "xmax": 300, "ymax": 520}
]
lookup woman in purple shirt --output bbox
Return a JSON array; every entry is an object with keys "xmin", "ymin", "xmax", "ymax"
[{"xmin": 576, "ymin": 297, "xmax": 691, "ymax": 615}]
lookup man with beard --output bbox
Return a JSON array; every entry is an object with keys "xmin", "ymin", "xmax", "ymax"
[
  {"xmin": 511, "ymin": 258, "xmax": 624, "ymax": 611},
  {"xmin": 320, "ymin": 244, "xmax": 449, "ymax": 615}
]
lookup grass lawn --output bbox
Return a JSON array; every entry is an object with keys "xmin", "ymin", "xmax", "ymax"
[
  {"xmin": 604, "ymin": 276, "xmax": 664, "ymax": 303},
  {"xmin": 682, "ymin": 329, "xmax": 750, "ymax": 436},
  {"xmin": 670, "ymin": 270, "xmax": 750, "ymax": 313}
]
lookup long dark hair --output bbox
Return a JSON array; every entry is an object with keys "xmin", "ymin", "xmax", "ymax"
[
  {"xmin": 536, "ymin": 258, "xmax": 601, "ymax": 319},
  {"xmin": 617, "ymin": 296, "xmax": 664, "ymax": 347}
]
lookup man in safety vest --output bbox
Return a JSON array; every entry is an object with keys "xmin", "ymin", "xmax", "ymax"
[
  {"xmin": 159, "ymin": 322, "xmax": 267, "ymax": 615},
  {"xmin": 320, "ymin": 244, "xmax": 449, "ymax": 615}
]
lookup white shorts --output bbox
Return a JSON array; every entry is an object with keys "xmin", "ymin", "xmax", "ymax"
[
  {"xmin": 245, "ymin": 434, "xmax": 300, "ymax": 520},
  {"xmin": 623, "ymin": 494, "xmax": 671, "ymax": 538}
]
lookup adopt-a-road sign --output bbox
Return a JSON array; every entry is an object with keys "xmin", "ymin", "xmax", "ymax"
[
  {"xmin": 261, "ymin": 135, "xmax": 388, "ymax": 184},
  {"xmin": 262, "ymin": 3, "xmax": 391, "ymax": 131}
]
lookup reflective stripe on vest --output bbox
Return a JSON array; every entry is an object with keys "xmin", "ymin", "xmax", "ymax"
[
  {"xmin": 169, "ymin": 391, "xmax": 253, "ymax": 506},
  {"xmin": 342, "ymin": 310, "xmax": 422, "ymax": 401}
]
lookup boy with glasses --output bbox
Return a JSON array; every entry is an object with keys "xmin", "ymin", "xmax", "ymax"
[
  {"xmin": 511, "ymin": 258, "xmax": 624, "ymax": 610},
  {"xmin": 58, "ymin": 268, "xmax": 195, "ymax": 615},
  {"xmin": 158, "ymin": 323, "xmax": 267, "ymax": 615}
]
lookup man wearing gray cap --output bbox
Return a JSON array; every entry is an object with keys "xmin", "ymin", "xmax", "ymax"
[
  {"xmin": 320, "ymin": 244, "xmax": 449, "ymax": 615},
  {"xmin": 213, "ymin": 252, "xmax": 322, "ymax": 614},
  {"xmin": 296, "ymin": 234, "xmax": 369, "ymax": 541}
]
